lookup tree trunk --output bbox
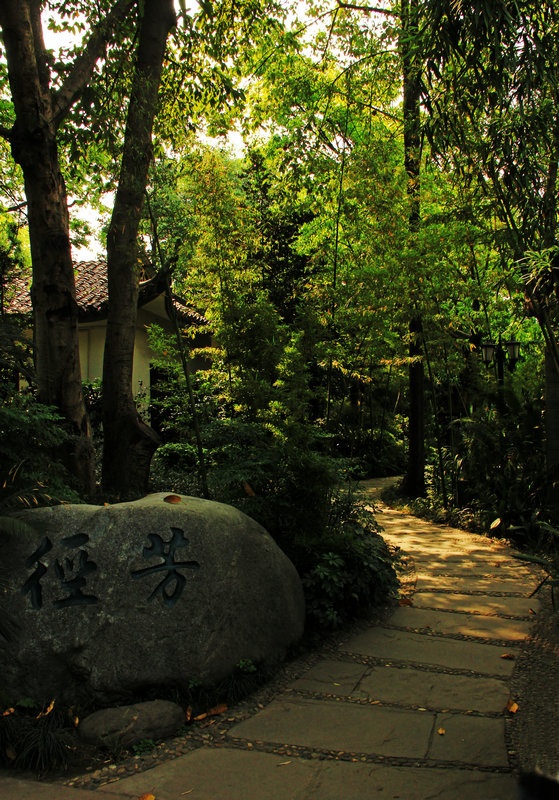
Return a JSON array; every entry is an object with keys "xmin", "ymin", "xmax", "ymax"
[
  {"xmin": 401, "ymin": 0, "xmax": 426, "ymax": 497},
  {"xmin": 403, "ymin": 317, "xmax": 426, "ymax": 497},
  {"xmin": 545, "ymin": 348, "xmax": 559, "ymax": 513},
  {"xmin": 0, "ymin": 0, "xmax": 94, "ymax": 496},
  {"xmin": 102, "ymin": 0, "xmax": 176, "ymax": 500}
]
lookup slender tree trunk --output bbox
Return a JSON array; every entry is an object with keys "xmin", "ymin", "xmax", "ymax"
[
  {"xmin": 102, "ymin": 0, "xmax": 176, "ymax": 500},
  {"xmin": 541, "ymin": 115, "xmax": 559, "ymax": 511},
  {"xmin": 545, "ymin": 354, "xmax": 559, "ymax": 458},
  {"xmin": 0, "ymin": 0, "xmax": 94, "ymax": 496},
  {"xmin": 401, "ymin": 0, "xmax": 426, "ymax": 497},
  {"xmin": 403, "ymin": 317, "xmax": 426, "ymax": 496}
]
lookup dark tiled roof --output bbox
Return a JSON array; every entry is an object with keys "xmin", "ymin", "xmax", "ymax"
[
  {"xmin": 77, "ymin": 259, "xmax": 109, "ymax": 316},
  {"xmin": 3, "ymin": 271, "xmax": 32, "ymax": 315},
  {"xmin": 4, "ymin": 260, "xmax": 206, "ymax": 325}
]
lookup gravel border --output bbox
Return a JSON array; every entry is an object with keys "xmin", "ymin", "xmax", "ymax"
[{"xmin": 509, "ymin": 586, "xmax": 559, "ymax": 778}]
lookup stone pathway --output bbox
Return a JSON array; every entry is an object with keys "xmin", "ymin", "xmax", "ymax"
[{"xmin": 1, "ymin": 479, "xmax": 541, "ymax": 799}]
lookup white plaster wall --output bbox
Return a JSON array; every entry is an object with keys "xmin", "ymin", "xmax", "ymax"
[{"xmin": 79, "ymin": 322, "xmax": 150, "ymax": 400}]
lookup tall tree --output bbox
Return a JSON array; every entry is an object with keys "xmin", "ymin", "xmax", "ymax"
[
  {"xmin": 400, "ymin": 0, "xmax": 426, "ymax": 496},
  {"xmin": 0, "ymin": 0, "xmax": 134, "ymax": 497},
  {"xmin": 101, "ymin": 0, "xmax": 176, "ymax": 500}
]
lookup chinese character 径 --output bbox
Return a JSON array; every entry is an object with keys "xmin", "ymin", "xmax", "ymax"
[{"xmin": 21, "ymin": 533, "xmax": 99, "ymax": 610}]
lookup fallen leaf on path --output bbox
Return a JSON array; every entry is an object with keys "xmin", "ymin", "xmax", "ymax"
[
  {"xmin": 437, "ymin": 727, "xmax": 445, "ymax": 735},
  {"xmin": 529, "ymin": 608, "xmax": 537, "ymax": 615},
  {"xmin": 193, "ymin": 703, "xmax": 227, "ymax": 722},
  {"xmin": 501, "ymin": 653, "xmax": 515, "ymax": 660},
  {"xmin": 506, "ymin": 699, "xmax": 519, "ymax": 714},
  {"xmin": 277, "ymin": 761, "xmax": 292, "ymax": 766},
  {"xmin": 136, "ymin": 794, "xmax": 156, "ymax": 800}
]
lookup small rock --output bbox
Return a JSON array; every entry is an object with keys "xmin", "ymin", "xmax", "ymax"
[{"xmin": 79, "ymin": 699, "xmax": 184, "ymax": 749}]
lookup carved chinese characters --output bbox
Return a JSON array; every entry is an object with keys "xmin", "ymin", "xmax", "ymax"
[
  {"xmin": 1, "ymin": 494, "xmax": 305, "ymax": 704},
  {"xmin": 21, "ymin": 527, "xmax": 201, "ymax": 612}
]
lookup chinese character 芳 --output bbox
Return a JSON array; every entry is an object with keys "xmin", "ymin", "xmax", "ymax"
[{"xmin": 131, "ymin": 527, "xmax": 200, "ymax": 607}]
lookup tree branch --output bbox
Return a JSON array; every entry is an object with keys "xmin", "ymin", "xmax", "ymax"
[
  {"xmin": 337, "ymin": 1, "xmax": 396, "ymax": 15},
  {"xmin": 51, "ymin": 0, "xmax": 136, "ymax": 128},
  {"xmin": 3, "ymin": 200, "xmax": 28, "ymax": 213}
]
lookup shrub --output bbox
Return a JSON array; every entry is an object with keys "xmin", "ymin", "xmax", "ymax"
[
  {"xmin": 0, "ymin": 394, "xmax": 81, "ymax": 509},
  {"xmin": 300, "ymin": 495, "xmax": 399, "ymax": 630}
]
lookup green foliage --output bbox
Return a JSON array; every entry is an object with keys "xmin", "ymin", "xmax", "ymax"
[
  {"xmin": 131, "ymin": 738, "xmax": 157, "ymax": 756},
  {"xmin": 301, "ymin": 499, "xmax": 399, "ymax": 630},
  {"xmin": 148, "ymin": 297, "xmax": 399, "ymax": 632},
  {"xmin": 0, "ymin": 394, "xmax": 81, "ymax": 509}
]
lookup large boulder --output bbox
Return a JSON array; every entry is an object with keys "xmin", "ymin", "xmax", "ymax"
[{"xmin": 0, "ymin": 494, "xmax": 304, "ymax": 704}]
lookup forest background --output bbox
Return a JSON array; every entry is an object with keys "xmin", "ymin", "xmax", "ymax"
[{"xmin": 1, "ymin": 0, "xmax": 559, "ymax": 630}]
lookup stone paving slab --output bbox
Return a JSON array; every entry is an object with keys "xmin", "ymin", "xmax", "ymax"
[
  {"xmin": 343, "ymin": 627, "xmax": 517, "ymax": 675},
  {"xmin": 229, "ymin": 697, "xmax": 435, "ymax": 759},
  {"xmin": 292, "ymin": 659, "xmax": 510, "ymax": 713},
  {"xmin": 387, "ymin": 605, "xmax": 531, "ymax": 641},
  {"xmin": 383, "ymin": 534, "xmax": 504, "ymax": 557},
  {"xmin": 0, "ymin": 777, "xmax": 124, "ymax": 800},
  {"xmin": 96, "ymin": 747, "xmax": 319, "ymax": 800},
  {"xmin": 406, "ymin": 554, "xmax": 526, "ymax": 573},
  {"xmin": 429, "ymin": 713, "xmax": 509, "ymax": 767},
  {"xmin": 412, "ymin": 562, "xmax": 534, "ymax": 578},
  {"xmin": 414, "ymin": 572, "xmax": 539, "ymax": 594},
  {"xmin": 313, "ymin": 761, "xmax": 517, "ymax": 800},
  {"xmin": 412, "ymin": 591, "xmax": 536, "ymax": 617},
  {"xmin": 290, "ymin": 658, "xmax": 367, "ymax": 696},
  {"xmin": 97, "ymin": 746, "xmax": 518, "ymax": 800}
]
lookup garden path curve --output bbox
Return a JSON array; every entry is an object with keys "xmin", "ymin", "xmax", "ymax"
[{"xmin": 1, "ymin": 478, "xmax": 542, "ymax": 800}]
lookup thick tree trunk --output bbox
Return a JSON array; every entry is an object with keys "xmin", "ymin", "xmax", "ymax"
[
  {"xmin": 0, "ymin": 1, "xmax": 94, "ymax": 496},
  {"xmin": 102, "ymin": 0, "xmax": 176, "ymax": 500}
]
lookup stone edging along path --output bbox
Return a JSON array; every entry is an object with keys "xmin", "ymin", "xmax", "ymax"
[{"xmin": 59, "ymin": 478, "xmax": 545, "ymax": 799}]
